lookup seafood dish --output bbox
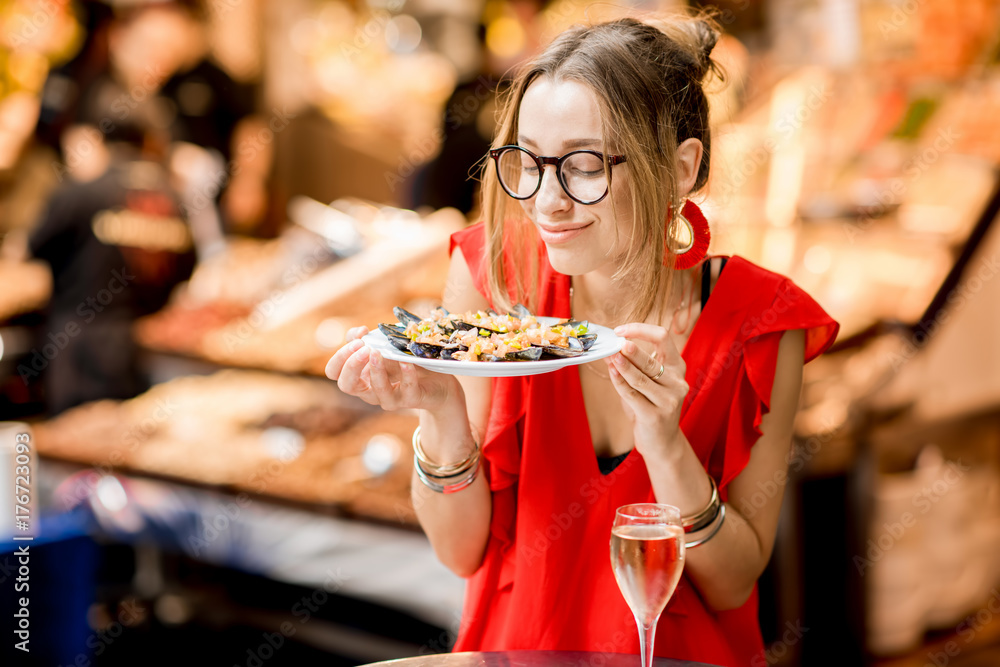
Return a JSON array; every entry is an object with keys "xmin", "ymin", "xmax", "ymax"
[{"xmin": 378, "ymin": 305, "xmax": 597, "ymax": 362}]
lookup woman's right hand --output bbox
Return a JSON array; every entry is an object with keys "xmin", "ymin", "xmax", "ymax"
[{"xmin": 325, "ymin": 326, "xmax": 463, "ymax": 414}]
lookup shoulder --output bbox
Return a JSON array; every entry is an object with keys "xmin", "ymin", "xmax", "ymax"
[
  {"xmin": 449, "ymin": 220, "xmax": 486, "ymax": 259},
  {"xmin": 448, "ymin": 222, "xmax": 491, "ymax": 310}
]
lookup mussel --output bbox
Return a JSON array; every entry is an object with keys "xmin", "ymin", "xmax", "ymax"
[
  {"xmin": 540, "ymin": 336, "xmax": 585, "ymax": 359},
  {"xmin": 509, "ymin": 303, "xmax": 531, "ymax": 320},
  {"xmin": 393, "ymin": 306, "xmax": 423, "ymax": 326},
  {"xmin": 482, "ymin": 347, "xmax": 544, "ymax": 362},
  {"xmin": 407, "ymin": 341, "xmax": 449, "ymax": 359}
]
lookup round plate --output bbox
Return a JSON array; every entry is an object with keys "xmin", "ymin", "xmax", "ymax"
[{"xmin": 361, "ymin": 317, "xmax": 624, "ymax": 377}]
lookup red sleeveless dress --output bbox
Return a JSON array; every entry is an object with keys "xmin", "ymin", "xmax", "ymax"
[{"xmin": 448, "ymin": 222, "xmax": 839, "ymax": 666}]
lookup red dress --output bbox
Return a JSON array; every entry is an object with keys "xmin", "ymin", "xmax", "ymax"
[{"xmin": 448, "ymin": 222, "xmax": 839, "ymax": 666}]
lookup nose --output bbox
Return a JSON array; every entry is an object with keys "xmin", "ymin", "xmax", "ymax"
[{"xmin": 533, "ymin": 164, "xmax": 571, "ymax": 215}]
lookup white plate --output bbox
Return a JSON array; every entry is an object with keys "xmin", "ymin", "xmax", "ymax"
[{"xmin": 361, "ymin": 316, "xmax": 624, "ymax": 377}]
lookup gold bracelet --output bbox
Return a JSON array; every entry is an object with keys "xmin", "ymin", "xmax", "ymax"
[
  {"xmin": 412, "ymin": 426, "xmax": 479, "ymax": 478},
  {"xmin": 414, "ymin": 453, "xmax": 480, "ymax": 494},
  {"xmin": 682, "ymin": 475, "xmax": 720, "ymax": 534}
]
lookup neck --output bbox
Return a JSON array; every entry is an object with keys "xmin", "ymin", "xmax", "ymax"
[{"xmin": 571, "ymin": 265, "xmax": 691, "ymax": 328}]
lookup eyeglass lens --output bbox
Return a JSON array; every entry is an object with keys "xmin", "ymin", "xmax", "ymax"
[{"xmin": 496, "ymin": 147, "xmax": 609, "ymax": 203}]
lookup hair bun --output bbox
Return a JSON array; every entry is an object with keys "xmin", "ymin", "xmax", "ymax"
[
  {"xmin": 690, "ymin": 20, "xmax": 719, "ymax": 78},
  {"xmin": 642, "ymin": 14, "xmax": 721, "ymax": 81}
]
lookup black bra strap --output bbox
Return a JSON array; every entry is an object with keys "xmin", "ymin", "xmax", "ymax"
[
  {"xmin": 701, "ymin": 260, "xmax": 712, "ymax": 311},
  {"xmin": 700, "ymin": 256, "xmax": 729, "ymax": 311}
]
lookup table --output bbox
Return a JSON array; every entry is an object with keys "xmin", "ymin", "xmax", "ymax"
[{"xmin": 359, "ymin": 650, "xmax": 720, "ymax": 666}]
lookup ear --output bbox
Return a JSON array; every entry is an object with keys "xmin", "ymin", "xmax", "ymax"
[{"xmin": 675, "ymin": 138, "xmax": 704, "ymax": 197}]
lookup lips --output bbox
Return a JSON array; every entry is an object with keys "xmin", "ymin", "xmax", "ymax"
[{"xmin": 536, "ymin": 222, "xmax": 592, "ymax": 245}]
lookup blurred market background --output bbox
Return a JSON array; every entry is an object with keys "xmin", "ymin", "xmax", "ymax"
[{"xmin": 1, "ymin": 0, "xmax": 1000, "ymax": 665}]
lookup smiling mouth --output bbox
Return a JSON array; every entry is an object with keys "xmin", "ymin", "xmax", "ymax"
[{"xmin": 537, "ymin": 222, "xmax": 592, "ymax": 244}]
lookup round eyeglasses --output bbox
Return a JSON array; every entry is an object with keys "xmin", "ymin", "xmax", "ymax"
[{"xmin": 489, "ymin": 145, "xmax": 627, "ymax": 205}]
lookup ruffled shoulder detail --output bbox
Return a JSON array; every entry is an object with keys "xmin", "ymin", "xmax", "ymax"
[
  {"xmin": 708, "ymin": 256, "xmax": 839, "ymax": 488},
  {"xmin": 732, "ymin": 257, "xmax": 839, "ymax": 411}
]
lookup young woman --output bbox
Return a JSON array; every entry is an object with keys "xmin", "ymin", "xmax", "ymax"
[{"xmin": 327, "ymin": 15, "xmax": 839, "ymax": 666}]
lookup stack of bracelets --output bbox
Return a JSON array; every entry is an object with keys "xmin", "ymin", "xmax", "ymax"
[
  {"xmin": 412, "ymin": 426, "xmax": 481, "ymax": 494},
  {"xmin": 683, "ymin": 475, "xmax": 726, "ymax": 548},
  {"xmin": 413, "ymin": 424, "xmax": 724, "ymax": 542}
]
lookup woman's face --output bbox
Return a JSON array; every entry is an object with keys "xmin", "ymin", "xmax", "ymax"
[{"xmin": 516, "ymin": 77, "xmax": 634, "ymax": 277}]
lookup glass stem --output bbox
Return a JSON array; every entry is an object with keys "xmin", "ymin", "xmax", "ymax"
[{"xmin": 635, "ymin": 614, "xmax": 659, "ymax": 667}]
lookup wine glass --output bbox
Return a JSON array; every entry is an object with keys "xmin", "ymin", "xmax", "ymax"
[{"xmin": 610, "ymin": 503, "xmax": 686, "ymax": 667}]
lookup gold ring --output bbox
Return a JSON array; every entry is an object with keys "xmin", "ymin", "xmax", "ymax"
[{"xmin": 652, "ymin": 363, "xmax": 665, "ymax": 380}]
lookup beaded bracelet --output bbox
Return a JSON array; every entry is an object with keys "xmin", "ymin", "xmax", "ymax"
[{"xmin": 685, "ymin": 503, "xmax": 726, "ymax": 548}]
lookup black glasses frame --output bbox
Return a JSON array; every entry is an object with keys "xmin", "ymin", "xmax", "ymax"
[{"xmin": 488, "ymin": 145, "xmax": 627, "ymax": 205}]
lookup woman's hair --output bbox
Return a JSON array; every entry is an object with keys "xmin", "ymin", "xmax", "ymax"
[{"xmin": 480, "ymin": 13, "xmax": 723, "ymax": 322}]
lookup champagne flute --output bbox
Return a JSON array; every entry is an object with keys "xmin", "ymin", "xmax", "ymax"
[{"xmin": 610, "ymin": 503, "xmax": 686, "ymax": 667}]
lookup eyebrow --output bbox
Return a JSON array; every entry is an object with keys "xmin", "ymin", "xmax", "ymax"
[{"xmin": 518, "ymin": 135, "xmax": 604, "ymax": 151}]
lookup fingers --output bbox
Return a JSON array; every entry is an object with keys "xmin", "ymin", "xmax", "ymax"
[
  {"xmin": 367, "ymin": 351, "xmax": 406, "ymax": 409},
  {"xmin": 620, "ymin": 340, "xmax": 661, "ymax": 381},
  {"xmin": 337, "ymin": 343, "xmax": 373, "ymax": 396},
  {"xmin": 609, "ymin": 347, "xmax": 689, "ymax": 419},
  {"xmin": 325, "ymin": 338, "xmax": 365, "ymax": 381},
  {"xmin": 614, "ymin": 322, "xmax": 682, "ymax": 366},
  {"xmin": 346, "ymin": 326, "xmax": 370, "ymax": 341},
  {"xmin": 608, "ymin": 353, "xmax": 655, "ymax": 410},
  {"xmin": 397, "ymin": 360, "xmax": 421, "ymax": 406}
]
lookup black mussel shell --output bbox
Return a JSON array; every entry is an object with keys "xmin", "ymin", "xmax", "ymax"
[
  {"xmin": 386, "ymin": 335, "xmax": 410, "ymax": 353},
  {"xmin": 407, "ymin": 341, "xmax": 446, "ymax": 359},
  {"xmin": 539, "ymin": 337, "xmax": 585, "ymax": 358},
  {"xmin": 579, "ymin": 333, "xmax": 598, "ymax": 351},
  {"xmin": 393, "ymin": 306, "xmax": 423, "ymax": 326},
  {"xmin": 505, "ymin": 347, "xmax": 543, "ymax": 361},
  {"xmin": 560, "ymin": 319, "xmax": 588, "ymax": 331},
  {"xmin": 509, "ymin": 304, "xmax": 531, "ymax": 319},
  {"xmin": 378, "ymin": 322, "xmax": 408, "ymax": 338},
  {"xmin": 540, "ymin": 346, "xmax": 585, "ymax": 359}
]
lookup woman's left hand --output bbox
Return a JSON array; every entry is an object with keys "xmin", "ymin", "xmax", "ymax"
[{"xmin": 606, "ymin": 322, "xmax": 690, "ymax": 459}]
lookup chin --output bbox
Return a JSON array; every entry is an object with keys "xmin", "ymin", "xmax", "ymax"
[{"xmin": 544, "ymin": 244, "xmax": 598, "ymax": 276}]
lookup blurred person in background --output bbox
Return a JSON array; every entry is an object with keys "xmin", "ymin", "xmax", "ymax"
[
  {"xmin": 19, "ymin": 89, "xmax": 195, "ymax": 414},
  {"xmin": 101, "ymin": 0, "xmax": 267, "ymax": 234},
  {"xmin": 33, "ymin": 1, "xmax": 115, "ymax": 160},
  {"xmin": 31, "ymin": 0, "xmax": 267, "ymax": 233}
]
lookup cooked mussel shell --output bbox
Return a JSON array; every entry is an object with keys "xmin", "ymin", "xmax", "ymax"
[
  {"xmin": 378, "ymin": 323, "xmax": 408, "ymax": 338},
  {"xmin": 385, "ymin": 335, "xmax": 410, "ymax": 353},
  {"xmin": 505, "ymin": 346, "xmax": 543, "ymax": 361},
  {"xmin": 393, "ymin": 306, "xmax": 423, "ymax": 326},
  {"xmin": 407, "ymin": 341, "xmax": 448, "ymax": 359},
  {"xmin": 539, "ymin": 336, "xmax": 585, "ymax": 358},
  {"xmin": 540, "ymin": 347, "xmax": 585, "ymax": 359},
  {"xmin": 579, "ymin": 333, "xmax": 598, "ymax": 351},
  {"xmin": 509, "ymin": 303, "xmax": 531, "ymax": 320}
]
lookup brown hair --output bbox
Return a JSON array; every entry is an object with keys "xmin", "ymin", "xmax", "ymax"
[{"xmin": 480, "ymin": 13, "xmax": 722, "ymax": 322}]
